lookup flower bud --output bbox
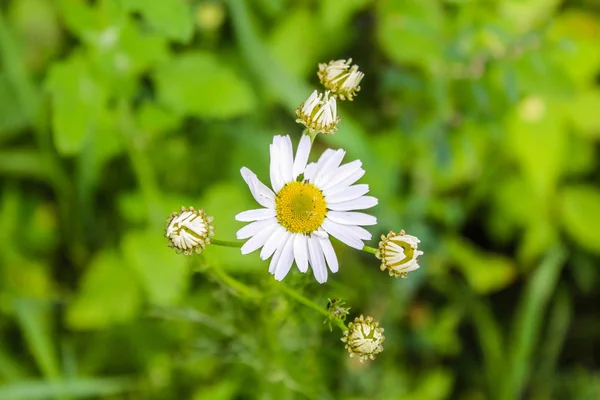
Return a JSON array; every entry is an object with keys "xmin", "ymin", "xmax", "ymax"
[
  {"xmin": 165, "ymin": 206, "xmax": 214, "ymax": 255},
  {"xmin": 324, "ymin": 299, "xmax": 350, "ymax": 331},
  {"xmin": 317, "ymin": 59, "xmax": 364, "ymax": 101},
  {"xmin": 376, "ymin": 230, "xmax": 423, "ymax": 278},
  {"xmin": 295, "ymin": 90, "xmax": 340, "ymax": 134},
  {"xmin": 341, "ymin": 315, "xmax": 385, "ymax": 363}
]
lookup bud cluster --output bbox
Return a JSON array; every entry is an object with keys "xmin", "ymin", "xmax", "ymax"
[
  {"xmin": 295, "ymin": 59, "xmax": 364, "ymax": 135},
  {"xmin": 162, "ymin": 58, "xmax": 426, "ymax": 366}
]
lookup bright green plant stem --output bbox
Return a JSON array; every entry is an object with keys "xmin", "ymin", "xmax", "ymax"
[
  {"xmin": 362, "ymin": 245, "xmax": 378, "ymax": 255},
  {"xmin": 278, "ymin": 284, "xmax": 347, "ymax": 331},
  {"xmin": 200, "ymin": 263, "xmax": 262, "ymax": 300},
  {"xmin": 210, "ymin": 239, "xmax": 244, "ymax": 248}
]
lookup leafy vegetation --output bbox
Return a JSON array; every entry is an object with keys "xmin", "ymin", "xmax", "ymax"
[{"xmin": 0, "ymin": 0, "xmax": 599, "ymax": 399}]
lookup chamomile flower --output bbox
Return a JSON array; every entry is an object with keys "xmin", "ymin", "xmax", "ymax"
[
  {"xmin": 317, "ymin": 59, "xmax": 364, "ymax": 101},
  {"xmin": 376, "ymin": 230, "xmax": 423, "ymax": 278},
  {"xmin": 341, "ymin": 315, "xmax": 385, "ymax": 363},
  {"xmin": 295, "ymin": 90, "xmax": 340, "ymax": 134},
  {"xmin": 235, "ymin": 135, "xmax": 378, "ymax": 283},
  {"xmin": 165, "ymin": 206, "xmax": 214, "ymax": 255}
]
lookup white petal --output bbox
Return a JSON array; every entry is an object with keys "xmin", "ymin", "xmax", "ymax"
[
  {"xmin": 319, "ymin": 237, "xmax": 339, "ymax": 273},
  {"xmin": 270, "ymin": 138, "xmax": 285, "ymax": 192},
  {"xmin": 235, "ymin": 208, "xmax": 276, "ymax": 222},
  {"xmin": 326, "ymin": 211, "xmax": 377, "ymax": 226},
  {"xmin": 269, "ymin": 232, "xmax": 292, "ymax": 274},
  {"xmin": 307, "ymin": 149, "xmax": 334, "ymax": 183},
  {"xmin": 321, "ymin": 219, "xmax": 364, "ymax": 250},
  {"xmin": 314, "ymin": 227, "xmax": 329, "ymax": 238},
  {"xmin": 274, "ymin": 236, "xmax": 295, "ymax": 281},
  {"xmin": 308, "ymin": 236, "xmax": 328, "ymax": 284},
  {"xmin": 280, "ymin": 135, "xmax": 294, "ymax": 184},
  {"xmin": 345, "ymin": 225, "xmax": 372, "ymax": 240},
  {"xmin": 314, "ymin": 149, "xmax": 345, "ymax": 187},
  {"xmin": 260, "ymin": 225, "xmax": 287, "ymax": 260},
  {"xmin": 241, "ymin": 167, "xmax": 275, "ymax": 209},
  {"xmin": 325, "ymin": 184, "xmax": 369, "ymax": 204},
  {"xmin": 304, "ymin": 162, "xmax": 317, "ymax": 181},
  {"xmin": 321, "ymin": 160, "xmax": 362, "ymax": 191},
  {"xmin": 240, "ymin": 226, "xmax": 274, "ymax": 254},
  {"xmin": 293, "ymin": 135, "xmax": 311, "ymax": 179},
  {"xmin": 293, "ymin": 234, "xmax": 309, "ymax": 273},
  {"xmin": 322, "ymin": 168, "xmax": 365, "ymax": 196},
  {"xmin": 327, "ymin": 196, "xmax": 378, "ymax": 211},
  {"xmin": 236, "ymin": 218, "xmax": 277, "ymax": 239}
]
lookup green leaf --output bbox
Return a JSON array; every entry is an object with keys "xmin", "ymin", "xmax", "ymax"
[
  {"xmin": 55, "ymin": 0, "xmax": 96, "ymax": 37},
  {"xmin": 46, "ymin": 54, "xmax": 105, "ymax": 156},
  {"xmin": 318, "ymin": 0, "xmax": 370, "ymax": 33},
  {"xmin": 154, "ymin": 52, "xmax": 256, "ymax": 119},
  {"xmin": 267, "ymin": 8, "xmax": 321, "ymax": 79},
  {"xmin": 66, "ymin": 250, "xmax": 141, "ymax": 329},
  {"xmin": 0, "ymin": 377, "xmax": 136, "ymax": 399},
  {"xmin": 560, "ymin": 185, "xmax": 600, "ymax": 253},
  {"xmin": 550, "ymin": 11, "xmax": 600, "ymax": 87},
  {"xmin": 0, "ymin": 74, "xmax": 28, "ymax": 137},
  {"xmin": 193, "ymin": 381, "xmax": 238, "ymax": 400},
  {"xmin": 13, "ymin": 298, "xmax": 60, "ymax": 379},
  {"xmin": 446, "ymin": 236, "xmax": 516, "ymax": 294},
  {"xmin": 501, "ymin": 247, "xmax": 566, "ymax": 400},
  {"xmin": 122, "ymin": 229, "xmax": 188, "ymax": 305},
  {"xmin": 376, "ymin": 0, "xmax": 444, "ymax": 66},
  {"xmin": 506, "ymin": 97, "xmax": 566, "ymax": 198},
  {"xmin": 518, "ymin": 219, "xmax": 558, "ymax": 265},
  {"xmin": 121, "ymin": 0, "xmax": 194, "ymax": 42},
  {"xmin": 410, "ymin": 368, "xmax": 455, "ymax": 400},
  {"xmin": 565, "ymin": 90, "xmax": 600, "ymax": 139},
  {"xmin": 136, "ymin": 101, "xmax": 182, "ymax": 140},
  {"xmin": 8, "ymin": 0, "xmax": 63, "ymax": 73},
  {"xmin": 500, "ymin": 0, "xmax": 561, "ymax": 33}
]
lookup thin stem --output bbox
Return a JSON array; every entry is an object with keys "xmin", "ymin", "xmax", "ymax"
[
  {"xmin": 362, "ymin": 245, "xmax": 378, "ymax": 255},
  {"xmin": 278, "ymin": 283, "xmax": 347, "ymax": 331},
  {"xmin": 210, "ymin": 238, "xmax": 244, "ymax": 248},
  {"xmin": 203, "ymin": 264, "xmax": 262, "ymax": 301}
]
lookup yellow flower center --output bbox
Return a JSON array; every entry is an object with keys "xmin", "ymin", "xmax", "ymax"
[
  {"xmin": 275, "ymin": 181, "xmax": 327, "ymax": 234},
  {"xmin": 387, "ymin": 238, "xmax": 415, "ymax": 266}
]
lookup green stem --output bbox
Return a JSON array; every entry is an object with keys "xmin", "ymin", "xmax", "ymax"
[
  {"xmin": 278, "ymin": 284, "xmax": 347, "ymax": 331},
  {"xmin": 210, "ymin": 238, "xmax": 243, "ymax": 248},
  {"xmin": 362, "ymin": 245, "xmax": 378, "ymax": 255},
  {"xmin": 204, "ymin": 264, "xmax": 262, "ymax": 300}
]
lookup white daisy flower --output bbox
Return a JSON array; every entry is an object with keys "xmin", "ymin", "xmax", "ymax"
[
  {"xmin": 376, "ymin": 230, "xmax": 423, "ymax": 278},
  {"xmin": 295, "ymin": 90, "xmax": 340, "ymax": 135},
  {"xmin": 235, "ymin": 135, "xmax": 378, "ymax": 283},
  {"xmin": 317, "ymin": 59, "xmax": 364, "ymax": 101}
]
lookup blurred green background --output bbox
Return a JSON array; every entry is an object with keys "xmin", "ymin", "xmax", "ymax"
[{"xmin": 1, "ymin": 0, "xmax": 599, "ymax": 399}]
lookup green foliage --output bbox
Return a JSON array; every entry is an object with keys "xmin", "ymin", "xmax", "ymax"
[{"xmin": 0, "ymin": 0, "xmax": 599, "ymax": 399}]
